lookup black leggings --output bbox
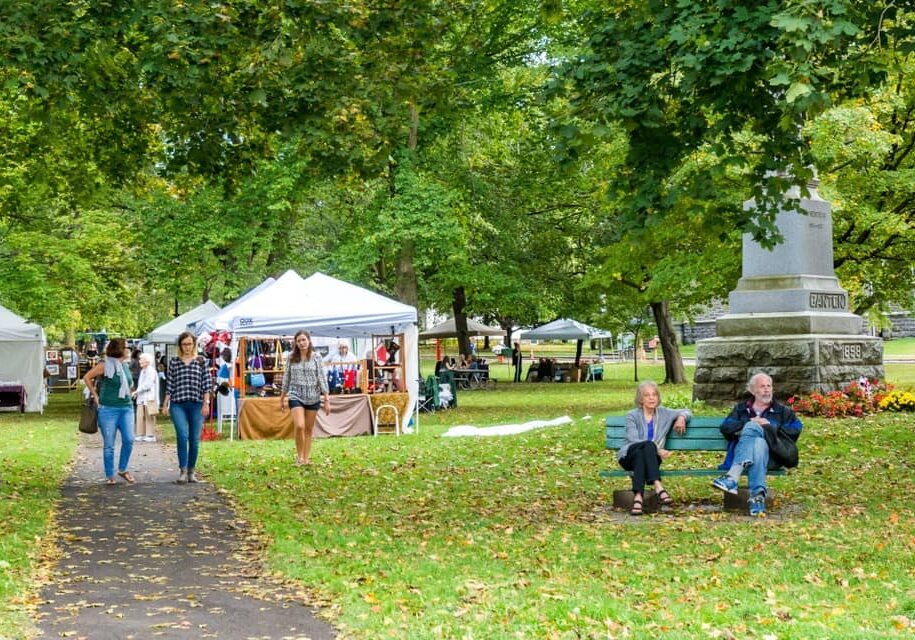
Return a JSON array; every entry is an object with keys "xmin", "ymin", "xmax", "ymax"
[{"xmin": 619, "ymin": 441, "xmax": 662, "ymax": 493}]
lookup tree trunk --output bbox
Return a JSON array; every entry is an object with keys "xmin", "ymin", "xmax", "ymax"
[
  {"xmin": 391, "ymin": 105, "xmax": 420, "ymax": 308},
  {"xmin": 452, "ymin": 287, "xmax": 470, "ymax": 357},
  {"xmin": 650, "ymin": 300, "xmax": 686, "ymax": 384},
  {"xmin": 394, "ymin": 238, "xmax": 418, "ymax": 309}
]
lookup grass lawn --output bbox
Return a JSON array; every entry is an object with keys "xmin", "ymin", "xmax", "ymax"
[
  {"xmin": 3, "ymin": 363, "xmax": 914, "ymax": 639},
  {"xmin": 0, "ymin": 395, "xmax": 78, "ymax": 639},
  {"xmin": 202, "ymin": 365, "xmax": 915, "ymax": 639}
]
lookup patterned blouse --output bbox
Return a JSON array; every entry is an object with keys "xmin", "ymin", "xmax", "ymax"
[
  {"xmin": 282, "ymin": 354, "xmax": 329, "ymax": 404},
  {"xmin": 166, "ymin": 356, "xmax": 213, "ymax": 404}
]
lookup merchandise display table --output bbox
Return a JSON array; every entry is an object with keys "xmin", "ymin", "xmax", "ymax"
[
  {"xmin": 0, "ymin": 384, "xmax": 27, "ymax": 412},
  {"xmin": 238, "ymin": 394, "xmax": 373, "ymax": 440}
]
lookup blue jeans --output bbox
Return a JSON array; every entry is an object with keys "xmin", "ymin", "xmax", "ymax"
[
  {"xmin": 731, "ymin": 422, "xmax": 769, "ymax": 496},
  {"xmin": 97, "ymin": 405, "xmax": 135, "ymax": 479},
  {"xmin": 170, "ymin": 402, "xmax": 203, "ymax": 471}
]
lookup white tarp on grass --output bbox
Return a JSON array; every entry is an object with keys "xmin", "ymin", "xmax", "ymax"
[{"xmin": 442, "ymin": 415, "xmax": 573, "ymax": 437}]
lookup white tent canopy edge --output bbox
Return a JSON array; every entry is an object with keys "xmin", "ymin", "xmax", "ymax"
[{"xmin": 0, "ymin": 303, "xmax": 47, "ymax": 412}]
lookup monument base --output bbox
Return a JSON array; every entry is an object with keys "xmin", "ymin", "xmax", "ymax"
[{"xmin": 694, "ymin": 335, "xmax": 884, "ymax": 404}]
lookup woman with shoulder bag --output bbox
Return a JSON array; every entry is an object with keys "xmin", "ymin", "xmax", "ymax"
[{"xmin": 83, "ymin": 338, "xmax": 136, "ymax": 485}]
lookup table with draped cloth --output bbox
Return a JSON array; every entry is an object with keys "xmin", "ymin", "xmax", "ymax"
[
  {"xmin": 237, "ymin": 394, "xmax": 372, "ymax": 440},
  {"xmin": 0, "ymin": 384, "xmax": 27, "ymax": 412}
]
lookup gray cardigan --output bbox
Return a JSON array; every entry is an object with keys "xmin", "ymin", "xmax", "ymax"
[{"xmin": 617, "ymin": 406, "xmax": 692, "ymax": 460}]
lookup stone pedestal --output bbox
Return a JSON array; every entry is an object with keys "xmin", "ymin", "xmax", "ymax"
[
  {"xmin": 694, "ymin": 335, "xmax": 884, "ymax": 402},
  {"xmin": 694, "ymin": 176, "xmax": 884, "ymax": 403}
]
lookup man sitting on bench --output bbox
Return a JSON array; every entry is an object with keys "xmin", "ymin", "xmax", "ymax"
[{"xmin": 712, "ymin": 373, "xmax": 803, "ymax": 517}]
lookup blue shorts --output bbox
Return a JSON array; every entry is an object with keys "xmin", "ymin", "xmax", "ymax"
[{"xmin": 288, "ymin": 398, "xmax": 320, "ymax": 411}]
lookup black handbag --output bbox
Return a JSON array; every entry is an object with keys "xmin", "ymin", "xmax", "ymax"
[
  {"xmin": 763, "ymin": 424, "xmax": 799, "ymax": 469},
  {"xmin": 79, "ymin": 397, "xmax": 98, "ymax": 434}
]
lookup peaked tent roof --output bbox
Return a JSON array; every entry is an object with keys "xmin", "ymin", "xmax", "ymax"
[
  {"xmin": 190, "ymin": 277, "xmax": 276, "ymax": 334},
  {"xmin": 204, "ymin": 270, "xmax": 417, "ymax": 338},
  {"xmin": 523, "ymin": 318, "xmax": 612, "ymax": 341},
  {"xmin": 0, "ymin": 304, "xmax": 44, "ymax": 341},
  {"xmin": 147, "ymin": 300, "xmax": 222, "ymax": 343},
  {"xmin": 419, "ymin": 317, "xmax": 505, "ymax": 339}
]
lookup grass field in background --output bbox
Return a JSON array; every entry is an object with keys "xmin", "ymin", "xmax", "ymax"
[
  {"xmin": 205, "ymin": 368, "xmax": 915, "ymax": 639},
  {"xmin": 1, "ymin": 356, "xmax": 913, "ymax": 639}
]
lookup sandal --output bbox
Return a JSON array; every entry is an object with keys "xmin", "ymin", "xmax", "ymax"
[
  {"xmin": 105, "ymin": 478, "xmax": 117, "ymax": 486},
  {"xmin": 657, "ymin": 489, "xmax": 673, "ymax": 506},
  {"xmin": 117, "ymin": 471, "xmax": 136, "ymax": 484},
  {"xmin": 630, "ymin": 494, "xmax": 644, "ymax": 516}
]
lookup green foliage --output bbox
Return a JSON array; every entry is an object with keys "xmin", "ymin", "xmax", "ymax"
[{"xmin": 806, "ymin": 52, "xmax": 915, "ymax": 314}]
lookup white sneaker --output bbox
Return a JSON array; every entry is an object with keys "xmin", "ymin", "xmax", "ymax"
[
  {"xmin": 177, "ymin": 469, "xmax": 188, "ymax": 484},
  {"xmin": 187, "ymin": 470, "xmax": 198, "ymax": 483},
  {"xmin": 146, "ymin": 436, "xmax": 157, "ymax": 442}
]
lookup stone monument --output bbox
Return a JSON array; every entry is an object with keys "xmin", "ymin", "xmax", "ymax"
[{"xmin": 693, "ymin": 177, "xmax": 884, "ymax": 403}]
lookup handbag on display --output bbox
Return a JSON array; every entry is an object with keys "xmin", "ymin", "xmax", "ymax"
[
  {"xmin": 248, "ymin": 341, "xmax": 266, "ymax": 387},
  {"xmin": 79, "ymin": 397, "xmax": 98, "ymax": 434}
]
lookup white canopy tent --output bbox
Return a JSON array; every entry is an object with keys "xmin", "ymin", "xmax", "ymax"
[
  {"xmin": 523, "ymin": 318, "xmax": 613, "ymax": 341},
  {"xmin": 419, "ymin": 317, "xmax": 505, "ymax": 339},
  {"xmin": 190, "ymin": 277, "xmax": 276, "ymax": 335},
  {"xmin": 147, "ymin": 300, "xmax": 222, "ymax": 344},
  {"xmin": 524, "ymin": 318, "xmax": 612, "ymax": 366},
  {"xmin": 198, "ymin": 270, "xmax": 419, "ymax": 426},
  {"xmin": 0, "ymin": 304, "xmax": 47, "ymax": 412}
]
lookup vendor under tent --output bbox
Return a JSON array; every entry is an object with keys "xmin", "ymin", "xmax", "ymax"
[
  {"xmin": 523, "ymin": 318, "xmax": 612, "ymax": 367},
  {"xmin": 419, "ymin": 317, "xmax": 505, "ymax": 339},
  {"xmin": 147, "ymin": 300, "xmax": 221, "ymax": 344},
  {"xmin": 0, "ymin": 303, "xmax": 47, "ymax": 413},
  {"xmin": 197, "ymin": 270, "xmax": 419, "ymax": 437}
]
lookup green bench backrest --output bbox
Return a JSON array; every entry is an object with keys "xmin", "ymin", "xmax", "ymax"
[{"xmin": 605, "ymin": 416, "xmax": 728, "ymax": 452}]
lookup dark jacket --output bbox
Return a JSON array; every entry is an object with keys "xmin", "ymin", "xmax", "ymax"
[
  {"xmin": 719, "ymin": 399, "xmax": 803, "ymax": 470},
  {"xmin": 720, "ymin": 399, "xmax": 803, "ymax": 440}
]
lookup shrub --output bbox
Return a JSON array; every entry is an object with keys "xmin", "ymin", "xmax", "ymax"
[
  {"xmin": 878, "ymin": 389, "xmax": 915, "ymax": 412},
  {"xmin": 787, "ymin": 378, "xmax": 891, "ymax": 418}
]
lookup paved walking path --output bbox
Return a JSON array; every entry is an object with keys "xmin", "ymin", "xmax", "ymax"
[{"xmin": 35, "ymin": 434, "xmax": 337, "ymax": 640}]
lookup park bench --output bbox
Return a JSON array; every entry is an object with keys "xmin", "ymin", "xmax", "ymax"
[{"xmin": 600, "ymin": 416, "xmax": 787, "ymax": 512}]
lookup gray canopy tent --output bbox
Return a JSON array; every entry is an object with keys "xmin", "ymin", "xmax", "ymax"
[
  {"xmin": 523, "ymin": 318, "xmax": 612, "ymax": 366},
  {"xmin": 419, "ymin": 317, "xmax": 505, "ymax": 339}
]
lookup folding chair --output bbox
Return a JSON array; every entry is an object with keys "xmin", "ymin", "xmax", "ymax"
[{"xmin": 417, "ymin": 377, "xmax": 436, "ymax": 413}]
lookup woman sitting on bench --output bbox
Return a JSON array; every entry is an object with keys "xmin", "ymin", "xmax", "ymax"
[{"xmin": 617, "ymin": 381, "xmax": 690, "ymax": 515}]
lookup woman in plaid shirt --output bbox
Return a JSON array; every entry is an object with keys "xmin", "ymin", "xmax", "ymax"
[
  {"xmin": 279, "ymin": 330, "xmax": 330, "ymax": 465},
  {"xmin": 162, "ymin": 331, "xmax": 212, "ymax": 484}
]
